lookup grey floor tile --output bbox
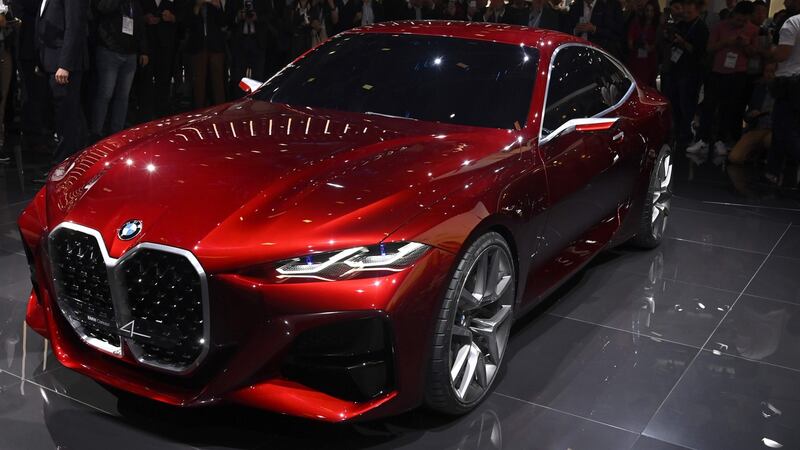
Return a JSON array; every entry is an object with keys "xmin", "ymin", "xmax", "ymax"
[
  {"xmin": 605, "ymin": 239, "xmax": 764, "ymax": 292},
  {"xmin": 706, "ymin": 295, "xmax": 800, "ymax": 371},
  {"xmin": 745, "ymin": 255, "xmax": 800, "ymax": 305},
  {"xmin": 547, "ymin": 267, "xmax": 735, "ymax": 347},
  {"xmin": 644, "ymin": 351, "xmax": 800, "ymax": 450},
  {"xmin": 774, "ymin": 225, "xmax": 800, "ymax": 259},
  {"xmin": 665, "ymin": 208, "xmax": 787, "ymax": 254},
  {"xmin": 496, "ymin": 315, "xmax": 696, "ymax": 433}
]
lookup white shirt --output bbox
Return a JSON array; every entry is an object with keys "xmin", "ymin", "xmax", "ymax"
[
  {"xmin": 776, "ymin": 14, "xmax": 800, "ymax": 77},
  {"xmin": 40, "ymin": 0, "xmax": 48, "ymax": 16}
]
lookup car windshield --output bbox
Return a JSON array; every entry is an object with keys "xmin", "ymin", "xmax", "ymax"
[{"xmin": 253, "ymin": 33, "xmax": 539, "ymax": 130}]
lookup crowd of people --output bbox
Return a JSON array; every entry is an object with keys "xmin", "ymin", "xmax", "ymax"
[{"xmin": 0, "ymin": 0, "xmax": 797, "ymax": 186}]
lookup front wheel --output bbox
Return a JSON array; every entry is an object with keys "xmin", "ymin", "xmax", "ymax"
[
  {"xmin": 425, "ymin": 232, "xmax": 515, "ymax": 414},
  {"xmin": 631, "ymin": 145, "xmax": 673, "ymax": 249}
]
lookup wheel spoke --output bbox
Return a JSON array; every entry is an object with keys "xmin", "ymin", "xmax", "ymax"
[
  {"xmin": 451, "ymin": 344, "xmax": 470, "ymax": 382},
  {"xmin": 485, "ymin": 249, "xmax": 501, "ymax": 297},
  {"xmin": 474, "ymin": 252, "xmax": 488, "ymax": 300},
  {"xmin": 475, "ymin": 353, "xmax": 488, "ymax": 388},
  {"xmin": 456, "ymin": 343, "xmax": 481, "ymax": 399},
  {"xmin": 470, "ymin": 305, "xmax": 512, "ymax": 363},
  {"xmin": 459, "ymin": 287, "xmax": 482, "ymax": 311}
]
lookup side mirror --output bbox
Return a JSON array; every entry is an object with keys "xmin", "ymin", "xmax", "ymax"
[
  {"xmin": 539, "ymin": 117, "xmax": 619, "ymax": 145},
  {"xmin": 238, "ymin": 77, "xmax": 263, "ymax": 94}
]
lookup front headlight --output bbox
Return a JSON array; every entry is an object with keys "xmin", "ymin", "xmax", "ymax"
[{"xmin": 275, "ymin": 242, "xmax": 430, "ymax": 281}]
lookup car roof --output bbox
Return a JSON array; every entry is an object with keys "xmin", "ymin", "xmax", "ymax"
[{"xmin": 349, "ymin": 20, "xmax": 585, "ymax": 50}]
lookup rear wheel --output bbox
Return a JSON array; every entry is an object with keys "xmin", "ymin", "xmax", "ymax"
[
  {"xmin": 425, "ymin": 232, "xmax": 515, "ymax": 414},
  {"xmin": 631, "ymin": 145, "xmax": 673, "ymax": 249}
]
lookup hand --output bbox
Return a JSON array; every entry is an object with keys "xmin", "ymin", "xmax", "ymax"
[
  {"xmin": 55, "ymin": 68, "xmax": 70, "ymax": 85},
  {"xmin": 247, "ymin": 12, "xmax": 257, "ymax": 22},
  {"xmin": 673, "ymin": 34, "xmax": 686, "ymax": 46},
  {"xmin": 0, "ymin": 14, "xmax": 6, "ymax": 28},
  {"xmin": 145, "ymin": 13, "xmax": 161, "ymax": 25},
  {"xmin": 355, "ymin": 11, "xmax": 362, "ymax": 21},
  {"xmin": 327, "ymin": 0, "xmax": 336, "ymax": 8},
  {"xmin": 161, "ymin": 10, "xmax": 176, "ymax": 22},
  {"xmin": 139, "ymin": 55, "xmax": 149, "ymax": 66},
  {"xmin": 210, "ymin": 0, "xmax": 222, "ymax": 8}
]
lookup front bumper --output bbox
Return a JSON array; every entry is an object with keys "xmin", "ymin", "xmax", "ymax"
[{"xmin": 24, "ymin": 242, "xmax": 456, "ymax": 422}]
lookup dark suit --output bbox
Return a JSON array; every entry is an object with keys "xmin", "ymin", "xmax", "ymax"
[
  {"xmin": 36, "ymin": 0, "xmax": 90, "ymax": 162},
  {"xmin": 138, "ymin": 0, "xmax": 184, "ymax": 118},
  {"xmin": 567, "ymin": 0, "xmax": 624, "ymax": 57},
  {"xmin": 12, "ymin": 0, "xmax": 51, "ymax": 146},
  {"xmin": 534, "ymin": 4, "xmax": 563, "ymax": 31}
]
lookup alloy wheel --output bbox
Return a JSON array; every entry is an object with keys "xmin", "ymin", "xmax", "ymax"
[
  {"xmin": 651, "ymin": 152, "xmax": 673, "ymax": 239},
  {"xmin": 448, "ymin": 244, "xmax": 514, "ymax": 404}
]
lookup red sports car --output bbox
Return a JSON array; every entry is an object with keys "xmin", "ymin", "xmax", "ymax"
[{"xmin": 19, "ymin": 22, "xmax": 672, "ymax": 422}]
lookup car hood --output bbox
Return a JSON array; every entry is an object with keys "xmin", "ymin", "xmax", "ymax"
[{"xmin": 45, "ymin": 99, "xmax": 520, "ymax": 272}]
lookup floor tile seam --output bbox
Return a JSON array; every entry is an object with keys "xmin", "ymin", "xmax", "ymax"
[
  {"xmin": 544, "ymin": 313, "xmax": 703, "ymax": 350},
  {"xmin": 695, "ymin": 347, "xmax": 800, "ymax": 375},
  {"xmin": 597, "ymin": 265, "xmax": 745, "ymax": 297},
  {"xmin": 637, "ymin": 431, "xmax": 702, "ymax": 450},
  {"xmin": 670, "ymin": 204, "xmax": 793, "ymax": 225},
  {"xmin": 639, "ymin": 222, "xmax": 793, "ymax": 434},
  {"xmin": 665, "ymin": 237, "xmax": 769, "ymax": 255},
  {"xmin": 491, "ymin": 391, "xmax": 642, "ymax": 436}
]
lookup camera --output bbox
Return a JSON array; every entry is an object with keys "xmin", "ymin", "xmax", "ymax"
[{"xmin": 244, "ymin": 0, "xmax": 255, "ymax": 18}]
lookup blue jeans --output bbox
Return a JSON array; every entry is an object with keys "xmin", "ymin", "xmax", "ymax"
[{"xmin": 91, "ymin": 46, "xmax": 137, "ymax": 136}]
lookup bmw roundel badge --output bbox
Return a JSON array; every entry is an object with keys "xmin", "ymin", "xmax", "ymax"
[{"xmin": 118, "ymin": 220, "xmax": 143, "ymax": 240}]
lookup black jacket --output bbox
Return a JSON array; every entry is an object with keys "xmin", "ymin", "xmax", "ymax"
[
  {"xmin": 184, "ymin": 1, "xmax": 231, "ymax": 53},
  {"xmin": 93, "ymin": 0, "xmax": 148, "ymax": 54},
  {"xmin": 228, "ymin": 0, "xmax": 272, "ymax": 48},
  {"xmin": 36, "ymin": 0, "xmax": 91, "ymax": 72},
  {"xmin": 11, "ymin": 0, "xmax": 38, "ymax": 60},
  {"xmin": 141, "ymin": 0, "xmax": 183, "ymax": 50},
  {"xmin": 567, "ymin": 0, "xmax": 624, "ymax": 57}
]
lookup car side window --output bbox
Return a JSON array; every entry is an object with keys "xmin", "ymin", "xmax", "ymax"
[{"xmin": 541, "ymin": 46, "xmax": 632, "ymax": 137}]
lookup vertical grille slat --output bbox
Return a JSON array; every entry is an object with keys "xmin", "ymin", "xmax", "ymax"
[{"xmin": 49, "ymin": 225, "xmax": 208, "ymax": 373}]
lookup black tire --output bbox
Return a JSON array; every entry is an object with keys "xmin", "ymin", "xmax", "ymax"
[
  {"xmin": 424, "ymin": 231, "xmax": 514, "ymax": 415},
  {"xmin": 631, "ymin": 144, "xmax": 673, "ymax": 249}
]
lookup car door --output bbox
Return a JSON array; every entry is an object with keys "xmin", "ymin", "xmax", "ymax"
[{"xmin": 523, "ymin": 45, "xmax": 631, "ymax": 302}]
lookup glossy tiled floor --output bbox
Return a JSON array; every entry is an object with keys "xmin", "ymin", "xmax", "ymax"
[{"xmin": 1, "ymin": 148, "xmax": 799, "ymax": 450}]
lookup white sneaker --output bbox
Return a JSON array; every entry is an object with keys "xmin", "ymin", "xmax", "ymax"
[
  {"xmin": 713, "ymin": 141, "xmax": 729, "ymax": 156},
  {"xmin": 686, "ymin": 140, "xmax": 708, "ymax": 154}
]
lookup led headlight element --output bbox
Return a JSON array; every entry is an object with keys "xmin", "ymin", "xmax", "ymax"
[{"xmin": 276, "ymin": 242, "xmax": 430, "ymax": 281}]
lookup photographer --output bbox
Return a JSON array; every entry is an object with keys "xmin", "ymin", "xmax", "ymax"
[{"xmin": 230, "ymin": 0, "xmax": 272, "ymax": 95}]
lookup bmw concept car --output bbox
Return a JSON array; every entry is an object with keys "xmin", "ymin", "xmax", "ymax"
[{"xmin": 19, "ymin": 22, "xmax": 672, "ymax": 422}]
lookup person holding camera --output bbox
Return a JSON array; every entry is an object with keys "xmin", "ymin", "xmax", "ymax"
[{"xmin": 230, "ymin": 0, "xmax": 271, "ymax": 95}]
